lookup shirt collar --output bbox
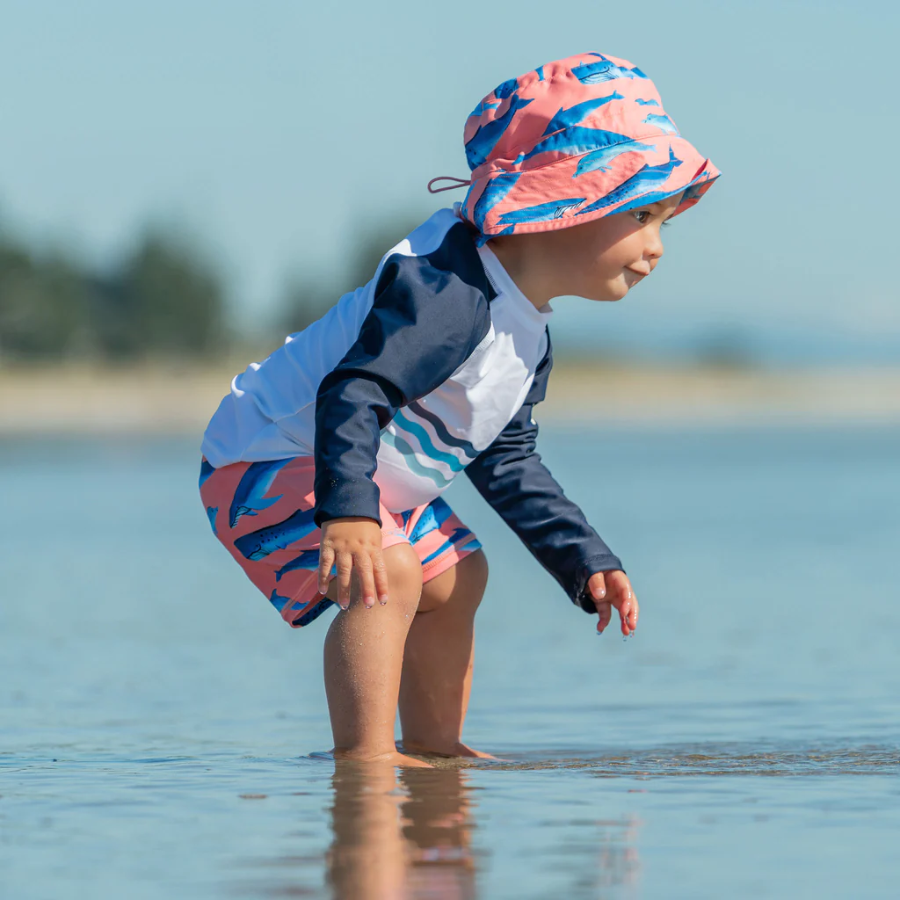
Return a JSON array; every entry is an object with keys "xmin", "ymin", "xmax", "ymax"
[{"xmin": 476, "ymin": 242, "xmax": 553, "ymax": 330}]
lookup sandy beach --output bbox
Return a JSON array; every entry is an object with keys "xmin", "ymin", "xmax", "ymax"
[{"xmin": 2, "ymin": 362, "xmax": 900, "ymax": 436}]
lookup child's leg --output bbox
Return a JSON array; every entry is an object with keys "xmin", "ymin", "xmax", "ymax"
[
  {"xmin": 398, "ymin": 549, "xmax": 490, "ymax": 757},
  {"xmin": 323, "ymin": 542, "xmax": 431, "ymax": 766}
]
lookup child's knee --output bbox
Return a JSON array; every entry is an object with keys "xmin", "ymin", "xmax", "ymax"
[
  {"xmin": 419, "ymin": 549, "xmax": 489, "ymax": 614},
  {"xmin": 382, "ymin": 542, "xmax": 424, "ymax": 613}
]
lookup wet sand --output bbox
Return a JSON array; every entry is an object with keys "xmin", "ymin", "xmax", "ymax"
[{"xmin": 2, "ymin": 362, "xmax": 900, "ymax": 435}]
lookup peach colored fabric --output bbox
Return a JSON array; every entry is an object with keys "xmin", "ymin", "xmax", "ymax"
[
  {"xmin": 200, "ymin": 456, "xmax": 481, "ymax": 628},
  {"xmin": 458, "ymin": 52, "xmax": 720, "ymax": 241}
]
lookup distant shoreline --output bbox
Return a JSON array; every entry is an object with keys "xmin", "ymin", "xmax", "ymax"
[{"xmin": 2, "ymin": 362, "xmax": 900, "ymax": 436}]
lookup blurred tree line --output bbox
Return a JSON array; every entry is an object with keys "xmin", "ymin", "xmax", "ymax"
[
  {"xmin": 0, "ymin": 227, "xmax": 223, "ymax": 362},
  {"xmin": 0, "ymin": 213, "xmax": 422, "ymax": 364}
]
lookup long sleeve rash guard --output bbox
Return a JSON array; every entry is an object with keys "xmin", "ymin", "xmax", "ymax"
[{"xmin": 201, "ymin": 206, "xmax": 622, "ymax": 609}]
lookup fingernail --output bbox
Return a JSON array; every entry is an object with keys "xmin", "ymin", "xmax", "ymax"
[
  {"xmin": 340, "ymin": 604, "xmax": 349, "ymax": 612},
  {"xmin": 596, "ymin": 628, "xmax": 604, "ymax": 636},
  {"xmin": 378, "ymin": 595, "xmax": 388, "ymax": 606}
]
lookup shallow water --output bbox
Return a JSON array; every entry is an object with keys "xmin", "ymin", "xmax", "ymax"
[{"xmin": 2, "ymin": 425, "xmax": 899, "ymax": 898}]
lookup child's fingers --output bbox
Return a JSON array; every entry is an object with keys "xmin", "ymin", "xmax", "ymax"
[
  {"xmin": 596, "ymin": 571, "xmax": 639, "ymax": 636},
  {"xmin": 371, "ymin": 550, "xmax": 389, "ymax": 605},
  {"xmin": 610, "ymin": 580, "xmax": 638, "ymax": 636},
  {"xmin": 595, "ymin": 600, "xmax": 612, "ymax": 634},
  {"xmin": 625, "ymin": 591, "xmax": 639, "ymax": 633},
  {"xmin": 353, "ymin": 552, "xmax": 376, "ymax": 609},
  {"xmin": 318, "ymin": 545, "xmax": 335, "ymax": 596},
  {"xmin": 586, "ymin": 571, "xmax": 607, "ymax": 603},
  {"xmin": 335, "ymin": 550, "xmax": 354, "ymax": 610}
]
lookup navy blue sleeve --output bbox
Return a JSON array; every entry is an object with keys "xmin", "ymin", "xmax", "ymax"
[
  {"xmin": 464, "ymin": 332, "xmax": 624, "ymax": 611},
  {"xmin": 313, "ymin": 225, "xmax": 493, "ymax": 527}
]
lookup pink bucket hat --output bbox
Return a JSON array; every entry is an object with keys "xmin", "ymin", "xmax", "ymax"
[{"xmin": 431, "ymin": 52, "xmax": 719, "ymax": 244}]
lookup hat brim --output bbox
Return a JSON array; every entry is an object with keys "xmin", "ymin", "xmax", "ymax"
[{"xmin": 463, "ymin": 132, "xmax": 719, "ymax": 239}]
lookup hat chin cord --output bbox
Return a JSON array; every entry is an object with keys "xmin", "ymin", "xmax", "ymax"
[{"xmin": 427, "ymin": 176, "xmax": 472, "ymax": 194}]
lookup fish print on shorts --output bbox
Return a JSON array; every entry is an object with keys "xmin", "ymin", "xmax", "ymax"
[
  {"xmin": 234, "ymin": 507, "xmax": 318, "ymax": 561},
  {"xmin": 228, "ymin": 458, "xmax": 291, "ymax": 527}
]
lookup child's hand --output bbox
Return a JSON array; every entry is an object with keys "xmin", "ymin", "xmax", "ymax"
[
  {"xmin": 318, "ymin": 517, "xmax": 389, "ymax": 611},
  {"xmin": 586, "ymin": 570, "xmax": 638, "ymax": 636}
]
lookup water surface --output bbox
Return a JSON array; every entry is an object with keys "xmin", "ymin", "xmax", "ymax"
[{"xmin": 2, "ymin": 425, "xmax": 899, "ymax": 898}]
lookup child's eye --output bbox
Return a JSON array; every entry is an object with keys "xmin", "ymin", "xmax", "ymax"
[{"xmin": 633, "ymin": 210, "xmax": 651, "ymax": 224}]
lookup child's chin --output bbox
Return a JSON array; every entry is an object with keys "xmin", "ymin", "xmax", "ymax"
[{"xmin": 598, "ymin": 282, "xmax": 630, "ymax": 302}]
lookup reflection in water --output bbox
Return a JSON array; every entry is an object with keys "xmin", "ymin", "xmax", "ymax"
[
  {"xmin": 323, "ymin": 761, "xmax": 645, "ymax": 900},
  {"xmin": 326, "ymin": 763, "xmax": 476, "ymax": 900},
  {"xmin": 221, "ymin": 742, "xmax": 895, "ymax": 897}
]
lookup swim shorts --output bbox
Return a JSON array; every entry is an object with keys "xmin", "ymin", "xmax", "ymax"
[{"xmin": 199, "ymin": 455, "xmax": 482, "ymax": 627}]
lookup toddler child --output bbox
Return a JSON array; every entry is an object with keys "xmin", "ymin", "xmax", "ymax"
[{"xmin": 200, "ymin": 51, "xmax": 719, "ymax": 766}]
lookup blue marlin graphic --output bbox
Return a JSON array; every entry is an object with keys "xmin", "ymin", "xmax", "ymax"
[
  {"xmin": 616, "ymin": 171, "xmax": 713, "ymax": 212},
  {"xmin": 572, "ymin": 56, "xmax": 647, "ymax": 84},
  {"xmin": 541, "ymin": 92, "xmax": 624, "ymax": 136},
  {"xmin": 228, "ymin": 458, "xmax": 291, "ymax": 528},
  {"xmin": 523, "ymin": 126, "xmax": 633, "ymax": 162},
  {"xmin": 409, "ymin": 498, "xmax": 456, "ymax": 544},
  {"xmin": 465, "ymin": 94, "xmax": 534, "ymax": 169},
  {"xmin": 535, "ymin": 65, "xmax": 545, "ymax": 82},
  {"xmin": 472, "ymin": 172, "xmax": 520, "ymax": 232},
  {"xmin": 469, "ymin": 98, "xmax": 500, "ymax": 118},
  {"xmin": 576, "ymin": 147, "xmax": 683, "ymax": 216},
  {"xmin": 635, "ymin": 98, "xmax": 660, "ymax": 107},
  {"xmin": 274, "ymin": 548, "xmax": 323, "ymax": 582},
  {"xmin": 206, "ymin": 506, "xmax": 218, "ymax": 536},
  {"xmin": 269, "ymin": 588, "xmax": 292, "ymax": 613},
  {"xmin": 497, "ymin": 197, "xmax": 585, "ymax": 227},
  {"xmin": 643, "ymin": 113, "xmax": 678, "ymax": 135},
  {"xmin": 233, "ymin": 507, "xmax": 317, "ymax": 561},
  {"xmin": 421, "ymin": 528, "xmax": 480, "ymax": 567},
  {"xmin": 574, "ymin": 138, "xmax": 657, "ymax": 177},
  {"xmin": 494, "ymin": 77, "xmax": 518, "ymax": 100},
  {"xmin": 610, "ymin": 188, "xmax": 688, "ymax": 216},
  {"xmin": 199, "ymin": 459, "xmax": 215, "ymax": 489},
  {"xmin": 293, "ymin": 598, "xmax": 335, "ymax": 627}
]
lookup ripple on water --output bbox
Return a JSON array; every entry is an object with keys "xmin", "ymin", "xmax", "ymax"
[{"xmin": 484, "ymin": 742, "xmax": 900, "ymax": 776}]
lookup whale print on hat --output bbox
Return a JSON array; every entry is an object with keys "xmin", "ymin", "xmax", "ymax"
[{"xmin": 457, "ymin": 52, "xmax": 720, "ymax": 243}]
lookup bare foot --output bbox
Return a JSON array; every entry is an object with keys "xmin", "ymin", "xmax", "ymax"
[
  {"xmin": 333, "ymin": 748, "xmax": 434, "ymax": 768},
  {"xmin": 399, "ymin": 740, "xmax": 499, "ymax": 760}
]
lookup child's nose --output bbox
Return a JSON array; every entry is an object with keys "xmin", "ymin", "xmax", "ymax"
[{"xmin": 645, "ymin": 230, "xmax": 665, "ymax": 260}]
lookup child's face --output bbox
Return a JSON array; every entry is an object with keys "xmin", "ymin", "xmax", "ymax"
[{"xmin": 556, "ymin": 191, "xmax": 684, "ymax": 303}]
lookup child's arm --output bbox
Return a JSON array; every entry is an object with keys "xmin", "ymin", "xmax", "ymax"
[
  {"xmin": 312, "ymin": 243, "xmax": 493, "ymax": 608},
  {"xmin": 465, "ymin": 332, "xmax": 637, "ymax": 635}
]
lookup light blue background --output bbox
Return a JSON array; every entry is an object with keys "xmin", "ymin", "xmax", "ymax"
[{"xmin": 1, "ymin": 0, "xmax": 897, "ymax": 362}]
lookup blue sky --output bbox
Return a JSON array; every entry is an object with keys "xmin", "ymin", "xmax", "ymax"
[{"xmin": 1, "ymin": 0, "xmax": 898, "ymax": 363}]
